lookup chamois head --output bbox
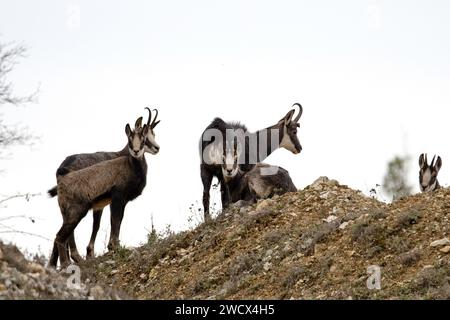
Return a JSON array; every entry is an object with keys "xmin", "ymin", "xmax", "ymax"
[
  {"xmin": 125, "ymin": 119, "xmax": 149, "ymax": 159},
  {"xmin": 221, "ymin": 139, "xmax": 239, "ymax": 181},
  {"xmin": 143, "ymin": 107, "xmax": 161, "ymax": 155},
  {"xmin": 279, "ymin": 103, "xmax": 303, "ymax": 154},
  {"xmin": 419, "ymin": 153, "xmax": 442, "ymax": 192}
]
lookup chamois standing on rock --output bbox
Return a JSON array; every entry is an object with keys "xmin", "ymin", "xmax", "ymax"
[
  {"xmin": 48, "ymin": 109, "xmax": 160, "ymax": 262},
  {"xmin": 49, "ymin": 123, "xmax": 149, "ymax": 268},
  {"xmin": 199, "ymin": 103, "xmax": 303, "ymax": 220},
  {"xmin": 419, "ymin": 153, "xmax": 442, "ymax": 192}
]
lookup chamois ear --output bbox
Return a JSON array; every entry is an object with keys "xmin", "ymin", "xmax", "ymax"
[
  {"xmin": 125, "ymin": 123, "xmax": 132, "ymax": 137},
  {"xmin": 142, "ymin": 124, "xmax": 149, "ymax": 137},
  {"xmin": 135, "ymin": 117, "xmax": 143, "ymax": 129},
  {"xmin": 419, "ymin": 153, "xmax": 427, "ymax": 169},
  {"xmin": 435, "ymin": 156, "xmax": 442, "ymax": 173}
]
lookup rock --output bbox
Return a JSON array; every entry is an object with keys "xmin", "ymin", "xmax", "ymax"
[
  {"xmin": 329, "ymin": 179, "xmax": 339, "ymax": 187},
  {"xmin": 234, "ymin": 200, "xmax": 252, "ymax": 208},
  {"xmin": 263, "ymin": 262, "xmax": 271, "ymax": 271},
  {"xmin": 105, "ymin": 260, "xmax": 116, "ymax": 266},
  {"xmin": 430, "ymin": 238, "xmax": 450, "ymax": 247},
  {"xmin": 240, "ymin": 207, "xmax": 250, "ymax": 215},
  {"xmin": 319, "ymin": 191, "xmax": 330, "ymax": 200},
  {"xmin": 140, "ymin": 273, "xmax": 148, "ymax": 280},
  {"xmin": 28, "ymin": 262, "xmax": 45, "ymax": 274},
  {"xmin": 339, "ymin": 222, "xmax": 350, "ymax": 230},
  {"xmin": 89, "ymin": 285, "xmax": 105, "ymax": 299},
  {"xmin": 256, "ymin": 199, "xmax": 273, "ymax": 211},
  {"xmin": 177, "ymin": 248, "xmax": 189, "ymax": 256},
  {"xmin": 323, "ymin": 215, "xmax": 337, "ymax": 223},
  {"xmin": 311, "ymin": 176, "xmax": 329, "ymax": 189},
  {"xmin": 0, "ymin": 284, "xmax": 6, "ymax": 292},
  {"xmin": 439, "ymin": 246, "xmax": 450, "ymax": 254},
  {"xmin": 110, "ymin": 269, "xmax": 119, "ymax": 275}
]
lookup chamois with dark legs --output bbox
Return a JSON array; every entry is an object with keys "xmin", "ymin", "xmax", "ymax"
[
  {"xmin": 48, "ymin": 108, "xmax": 160, "ymax": 262},
  {"xmin": 419, "ymin": 153, "xmax": 442, "ymax": 192},
  {"xmin": 49, "ymin": 123, "xmax": 149, "ymax": 268},
  {"xmin": 199, "ymin": 103, "xmax": 303, "ymax": 221}
]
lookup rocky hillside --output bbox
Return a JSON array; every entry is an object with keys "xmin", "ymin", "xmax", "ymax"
[
  {"xmin": 88, "ymin": 177, "xmax": 450, "ymax": 300},
  {"xmin": 0, "ymin": 241, "xmax": 126, "ymax": 299},
  {"xmin": 2, "ymin": 177, "xmax": 450, "ymax": 300}
]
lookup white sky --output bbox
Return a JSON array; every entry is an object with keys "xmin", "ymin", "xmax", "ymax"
[{"xmin": 1, "ymin": 0, "xmax": 449, "ymax": 257}]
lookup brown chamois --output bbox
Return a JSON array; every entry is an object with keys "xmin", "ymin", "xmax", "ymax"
[
  {"xmin": 49, "ymin": 123, "xmax": 149, "ymax": 268},
  {"xmin": 48, "ymin": 108, "xmax": 160, "ymax": 262},
  {"xmin": 199, "ymin": 103, "xmax": 303, "ymax": 221},
  {"xmin": 419, "ymin": 153, "xmax": 442, "ymax": 192}
]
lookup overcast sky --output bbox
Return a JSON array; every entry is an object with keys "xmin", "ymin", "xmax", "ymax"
[{"xmin": 1, "ymin": 0, "xmax": 449, "ymax": 257}]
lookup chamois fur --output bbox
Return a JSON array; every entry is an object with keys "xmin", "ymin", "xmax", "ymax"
[{"xmin": 49, "ymin": 124, "xmax": 148, "ymax": 268}]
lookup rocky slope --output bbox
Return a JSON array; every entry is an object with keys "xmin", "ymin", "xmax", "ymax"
[
  {"xmin": 88, "ymin": 177, "xmax": 450, "ymax": 300},
  {"xmin": 0, "ymin": 241, "xmax": 126, "ymax": 299},
  {"xmin": 2, "ymin": 176, "xmax": 450, "ymax": 300}
]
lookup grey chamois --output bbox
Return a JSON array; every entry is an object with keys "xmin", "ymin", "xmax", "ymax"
[
  {"xmin": 419, "ymin": 153, "xmax": 442, "ymax": 192},
  {"xmin": 223, "ymin": 163, "xmax": 297, "ymax": 204},
  {"xmin": 199, "ymin": 103, "xmax": 303, "ymax": 220}
]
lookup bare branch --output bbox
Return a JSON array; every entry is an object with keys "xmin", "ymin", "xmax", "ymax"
[
  {"xmin": 0, "ymin": 39, "xmax": 39, "ymax": 161},
  {"xmin": 0, "ymin": 193, "xmax": 40, "ymax": 206},
  {"xmin": 0, "ymin": 224, "xmax": 52, "ymax": 242},
  {"xmin": 0, "ymin": 41, "xmax": 38, "ymax": 107}
]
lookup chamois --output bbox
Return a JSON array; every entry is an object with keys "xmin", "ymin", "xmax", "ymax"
[
  {"xmin": 199, "ymin": 103, "xmax": 303, "ymax": 220},
  {"xmin": 419, "ymin": 153, "xmax": 442, "ymax": 192},
  {"xmin": 48, "ymin": 108, "xmax": 160, "ymax": 261},
  {"xmin": 49, "ymin": 123, "xmax": 149, "ymax": 268},
  {"xmin": 223, "ymin": 161, "xmax": 297, "ymax": 204}
]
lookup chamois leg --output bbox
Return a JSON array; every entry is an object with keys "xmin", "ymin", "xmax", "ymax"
[
  {"xmin": 200, "ymin": 164, "xmax": 213, "ymax": 222},
  {"xmin": 54, "ymin": 206, "xmax": 89, "ymax": 268},
  {"xmin": 68, "ymin": 233, "xmax": 83, "ymax": 263},
  {"xmin": 86, "ymin": 209, "xmax": 103, "ymax": 259},
  {"xmin": 107, "ymin": 200, "xmax": 126, "ymax": 251},
  {"xmin": 55, "ymin": 223, "xmax": 80, "ymax": 268},
  {"xmin": 220, "ymin": 179, "xmax": 231, "ymax": 212},
  {"xmin": 49, "ymin": 242, "xmax": 59, "ymax": 268}
]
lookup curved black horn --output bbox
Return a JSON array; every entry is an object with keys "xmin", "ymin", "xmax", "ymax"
[
  {"xmin": 151, "ymin": 108, "xmax": 159, "ymax": 128},
  {"xmin": 292, "ymin": 103, "xmax": 303, "ymax": 123},
  {"xmin": 431, "ymin": 155, "xmax": 436, "ymax": 167},
  {"xmin": 145, "ymin": 107, "xmax": 152, "ymax": 127}
]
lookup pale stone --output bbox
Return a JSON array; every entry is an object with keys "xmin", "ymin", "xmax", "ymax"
[{"xmin": 430, "ymin": 238, "xmax": 450, "ymax": 247}]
